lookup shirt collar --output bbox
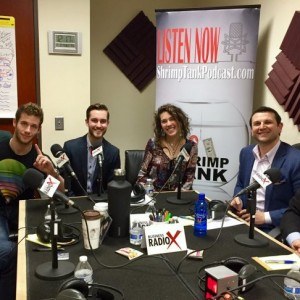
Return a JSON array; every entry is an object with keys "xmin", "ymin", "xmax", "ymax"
[{"xmin": 252, "ymin": 140, "xmax": 281, "ymax": 163}]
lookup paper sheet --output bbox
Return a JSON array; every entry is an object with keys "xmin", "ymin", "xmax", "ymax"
[
  {"xmin": 252, "ymin": 253, "xmax": 300, "ymax": 270},
  {"xmin": 178, "ymin": 216, "xmax": 242, "ymax": 229}
]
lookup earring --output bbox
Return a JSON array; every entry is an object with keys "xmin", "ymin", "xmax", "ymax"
[{"xmin": 161, "ymin": 130, "xmax": 165, "ymax": 137}]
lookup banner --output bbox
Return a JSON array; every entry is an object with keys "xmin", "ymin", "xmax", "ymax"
[
  {"xmin": 0, "ymin": 16, "xmax": 17, "ymax": 118},
  {"xmin": 156, "ymin": 6, "xmax": 260, "ymax": 200}
]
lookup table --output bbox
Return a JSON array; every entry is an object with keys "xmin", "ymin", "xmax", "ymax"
[{"xmin": 17, "ymin": 192, "xmax": 294, "ymax": 299}]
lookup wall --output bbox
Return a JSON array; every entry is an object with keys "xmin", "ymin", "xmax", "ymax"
[
  {"xmin": 38, "ymin": 0, "xmax": 90, "ymax": 156},
  {"xmin": 0, "ymin": 0, "xmax": 38, "ymax": 133},
  {"xmin": 90, "ymin": 0, "xmax": 300, "ymax": 168},
  {"xmin": 36, "ymin": 0, "xmax": 300, "ymax": 164}
]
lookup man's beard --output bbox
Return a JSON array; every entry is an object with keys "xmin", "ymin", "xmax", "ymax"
[{"xmin": 89, "ymin": 128, "xmax": 106, "ymax": 141}]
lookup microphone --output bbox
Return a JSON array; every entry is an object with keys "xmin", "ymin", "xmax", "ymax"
[
  {"xmin": 50, "ymin": 144, "xmax": 78, "ymax": 180},
  {"xmin": 173, "ymin": 141, "xmax": 193, "ymax": 172},
  {"xmin": 23, "ymin": 168, "xmax": 78, "ymax": 208},
  {"xmin": 234, "ymin": 168, "xmax": 281, "ymax": 198},
  {"xmin": 91, "ymin": 145, "xmax": 104, "ymax": 167}
]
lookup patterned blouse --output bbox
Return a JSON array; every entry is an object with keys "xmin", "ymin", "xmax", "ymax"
[{"xmin": 137, "ymin": 138, "xmax": 198, "ymax": 191}]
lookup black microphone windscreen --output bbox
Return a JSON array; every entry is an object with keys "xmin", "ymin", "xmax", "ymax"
[
  {"xmin": 264, "ymin": 168, "xmax": 281, "ymax": 183},
  {"xmin": 23, "ymin": 168, "xmax": 44, "ymax": 189},
  {"xmin": 183, "ymin": 140, "xmax": 193, "ymax": 154},
  {"xmin": 50, "ymin": 144, "xmax": 64, "ymax": 158}
]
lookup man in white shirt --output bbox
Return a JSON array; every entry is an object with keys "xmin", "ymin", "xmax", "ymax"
[{"xmin": 230, "ymin": 106, "xmax": 300, "ymax": 232}]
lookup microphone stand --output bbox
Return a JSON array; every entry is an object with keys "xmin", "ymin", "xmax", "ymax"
[
  {"xmin": 167, "ymin": 159, "xmax": 193, "ymax": 205},
  {"xmin": 35, "ymin": 200, "xmax": 75, "ymax": 280},
  {"xmin": 234, "ymin": 190, "xmax": 268, "ymax": 248},
  {"xmin": 91, "ymin": 154, "xmax": 107, "ymax": 202},
  {"xmin": 56, "ymin": 174, "xmax": 78, "ymax": 215}
]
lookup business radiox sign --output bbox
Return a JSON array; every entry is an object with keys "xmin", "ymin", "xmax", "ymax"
[{"xmin": 156, "ymin": 6, "xmax": 260, "ymax": 200}]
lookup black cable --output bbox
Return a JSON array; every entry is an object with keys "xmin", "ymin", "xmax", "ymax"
[
  {"xmin": 130, "ymin": 166, "xmax": 178, "ymax": 215},
  {"xmin": 79, "ymin": 207, "xmax": 177, "ymax": 272},
  {"xmin": 175, "ymin": 202, "xmax": 231, "ymax": 273}
]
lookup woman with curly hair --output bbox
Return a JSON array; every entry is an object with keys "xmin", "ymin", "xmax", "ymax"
[{"xmin": 137, "ymin": 103, "xmax": 198, "ymax": 191}]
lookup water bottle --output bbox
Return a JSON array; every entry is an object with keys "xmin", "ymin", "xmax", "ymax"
[
  {"xmin": 194, "ymin": 193, "xmax": 207, "ymax": 237},
  {"xmin": 108, "ymin": 169, "xmax": 131, "ymax": 237},
  {"xmin": 44, "ymin": 204, "xmax": 58, "ymax": 221},
  {"xmin": 284, "ymin": 265, "xmax": 300, "ymax": 299},
  {"xmin": 145, "ymin": 178, "xmax": 154, "ymax": 197},
  {"xmin": 130, "ymin": 221, "xmax": 143, "ymax": 245},
  {"xmin": 74, "ymin": 255, "xmax": 93, "ymax": 284}
]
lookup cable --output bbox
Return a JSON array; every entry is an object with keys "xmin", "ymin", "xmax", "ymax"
[
  {"xmin": 79, "ymin": 206, "xmax": 177, "ymax": 272},
  {"xmin": 175, "ymin": 202, "xmax": 231, "ymax": 273},
  {"xmin": 130, "ymin": 167, "xmax": 178, "ymax": 215}
]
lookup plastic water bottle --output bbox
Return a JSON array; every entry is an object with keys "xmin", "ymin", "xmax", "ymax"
[
  {"xmin": 130, "ymin": 221, "xmax": 143, "ymax": 245},
  {"xmin": 74, "ymin": 256, "xmax": 93, "ymax": 284},
  {"xmin": 145, "ymin": 178, "xmax": 154, "ymax": 197},
  {"xmin": 194, "ymin": 193, "xmax": 207, "ymax": 237},
  {"xmin": 284, "ymin": 265, "xmax": 300, "ymax": 299}
]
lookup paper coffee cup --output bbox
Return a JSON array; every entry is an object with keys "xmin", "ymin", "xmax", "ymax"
[{"xmin": 82, "ymin": 210, "xmax": 101, "ymax": 250}]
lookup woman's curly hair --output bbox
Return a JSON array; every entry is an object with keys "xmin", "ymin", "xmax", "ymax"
[{"xmin": 153, "ymin": 103, "xmax": 190, "ymax": 141}]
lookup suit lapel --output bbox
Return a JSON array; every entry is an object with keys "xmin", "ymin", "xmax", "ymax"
[
  {"xmin": 265, "ymin": 143, "xmax": 286, "ymax": 209},
  {"xmin": 79, "ymin": 136, "xmax": 88, "ymax": 185}
]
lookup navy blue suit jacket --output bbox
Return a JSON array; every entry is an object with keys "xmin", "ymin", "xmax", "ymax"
[
  {"xmin": 63, "ymin": 135, "xmax": 120, "ymax": 196},
  {"xmin": 234, "ymin": 142, "xmax": 300, "ymax": 228},
  {"xmin": 281, "ymin": 189, "xmax": 300, "ymax": 240}
]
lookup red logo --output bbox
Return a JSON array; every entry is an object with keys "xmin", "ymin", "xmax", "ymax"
[
  {"xmin": 166, "ymin": 230, "xmax": 182, "ymax": 249},
  {"xmin": 46, "ymin": 176, "xmax": 55, "ymax": 187}
]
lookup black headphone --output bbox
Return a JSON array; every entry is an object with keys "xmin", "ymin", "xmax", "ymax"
[
  {"xmin": 36, "ymin": 220, "xmax": 80, "ymax": 245},
  {"xmin": 198, "ymin": 257, "xmax": 257, "ymax": 293},
  {"xmin": 208, "ymin": 200, "xmax": 227, "ymax": 220},
  {"xmin": 130, "ymin": 183, "xmax": 146, "ymax": 203},
  {"xmin": 56, "ymin": 278, "xmax": 123, "ymax": 299}
]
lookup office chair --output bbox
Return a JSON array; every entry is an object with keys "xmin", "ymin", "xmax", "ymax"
[
  {"xmin": 293, "ymin": 143, "xmax": 300, "ymax": 150},
  {"xmin": 124, "ymin": 150, "xmax": 145, "ymax": 186},
  {"xmin": 0, "ymin": 130, "xmax": 12, "ymax": 143}
]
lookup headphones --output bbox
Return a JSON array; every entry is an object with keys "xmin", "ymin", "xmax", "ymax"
[
  {"xmin": 208, "ymin": 200, "xmax": 227, "ymax": 220},
  {"xmin": 130, "ymin": 183, "xmax": 146, "ymax": 203},
  {"xmin": 36, "ymin": 220, "xmax": 80, "ymax": 245},
  {"xmin": 56, "ymin": 278, "xmax": 123, "ymax": 299},
  {"xmin": 198, "ymin": 257, "xmax": 257, "ymax": 293}
]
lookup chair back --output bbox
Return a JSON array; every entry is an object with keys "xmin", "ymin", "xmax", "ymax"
[
  {"xmin": 124, "ymin": 150, "xmax": 145, "ymax": 186},
  {"xmin": 293, "ymin": 143, "xmax": 300, "ymax": 150},
  {"xmin": 0, "ymin": 130, "xmax": 12, "ymax": 143}
]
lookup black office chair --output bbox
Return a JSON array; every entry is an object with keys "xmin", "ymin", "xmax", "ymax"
[
  {"xmin": 124, "ymin": 150, "xmax": 145, "ymax": 186},
  {"xmin": 293, "ymin": 143, "xmax": 300, "ymax": 150},
  {"xmin": 0, "ymin": 130, "xmax": 12, "ymax": 143}
]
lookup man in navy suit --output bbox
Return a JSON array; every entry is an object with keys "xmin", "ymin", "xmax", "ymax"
[
  {"xmin": 63, "ymin": 103, "xmax": 120, "ymax": 196},
  {"xmin": 230, "ymin": 106, "xmax": 300, "ymax": 232},
  {"xmin": 281, "ymin": 189, "xmax": 300, "ymax": 252}
]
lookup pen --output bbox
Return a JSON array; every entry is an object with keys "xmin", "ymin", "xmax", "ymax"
[
  {"xmin": 179, "ymin": 216, "xmax": 195, "ymax": 220},
  {"xmin": 265, "ymin": 260, "xmax": 298, "ymax": 264},
  {"xmin": 33, "ymin": 247, "xmax": 65, "ymax": 252}
]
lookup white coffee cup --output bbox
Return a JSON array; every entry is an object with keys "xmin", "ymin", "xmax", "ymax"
[{"xmin": 82, "ymin": 210, "xmax": 101, "ymax": 250}]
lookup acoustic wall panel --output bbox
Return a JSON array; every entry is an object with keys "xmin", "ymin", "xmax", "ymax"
[
  {"xmin": 103, "ymin": 11, "xmax": 156, "ymax": 92},
  {"xmin": 280, "ymin": 11, "xmax": 300, "ymax": 69},
  {"xmin": 265, "ymin": 11, "xmax": 300, "ymax": 130}
]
